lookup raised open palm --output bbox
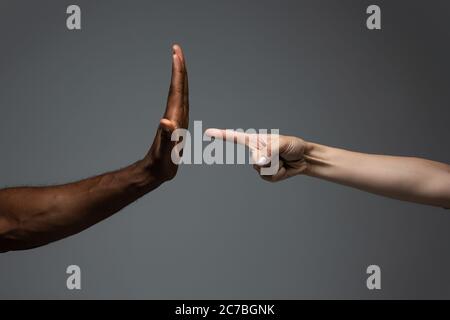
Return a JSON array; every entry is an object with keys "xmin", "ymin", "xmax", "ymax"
[{"xmin": 146, "ymin": 44, "xmax": 189, "ymax": 182}]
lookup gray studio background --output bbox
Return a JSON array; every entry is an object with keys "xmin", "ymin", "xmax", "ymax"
[{"xmin": 1, "ymin": 0, "xmax": 450, "ymax": 299}]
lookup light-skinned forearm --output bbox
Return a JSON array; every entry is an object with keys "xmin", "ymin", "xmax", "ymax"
[{"xmin": 303, "ymin": 142, "xmax": 450, "ymax": 208}]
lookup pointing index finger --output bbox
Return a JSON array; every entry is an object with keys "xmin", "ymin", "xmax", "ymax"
[{"xmin": 205, "ymin": 128, "xmax": 253, "ymax": 148}]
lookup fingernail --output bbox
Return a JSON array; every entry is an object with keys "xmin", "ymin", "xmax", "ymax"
[{"xmin": 257, "ymin": 156, "xmax": 269, "ymax": 166}]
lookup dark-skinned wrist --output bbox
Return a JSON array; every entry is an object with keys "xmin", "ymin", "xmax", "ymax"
[{"xmin": 126, "ymin": 159, "xmax": 165, "ymax": 192}]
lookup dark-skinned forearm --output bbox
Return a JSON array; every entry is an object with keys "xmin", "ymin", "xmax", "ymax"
[
  {"xmin": 0, "ymin": 44, "xmax": 189, "ymax": 253},
  {"xmin": 0, "ymin": 158, "xmax": 164, "ymax": 252}
]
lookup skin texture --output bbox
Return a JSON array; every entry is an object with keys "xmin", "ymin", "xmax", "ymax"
[
  {"xmin": 205, "ymin": 129, "xmax": 450, "ymax": 209},
  {"xmin": 0, "ymin": 44, "xmax": 189, "ymax": 253}
]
